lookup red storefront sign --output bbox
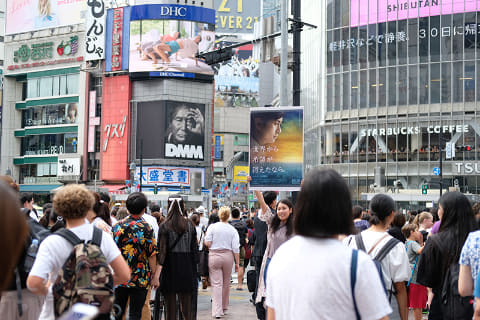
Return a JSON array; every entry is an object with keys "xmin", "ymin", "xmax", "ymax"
[
  {"xmin": 111, "ymin": 8, "xmax": 123, "ymax": 71},
  {"xmin": 100, "ymin": 75, "xmax": 130, "ymax": 181}
]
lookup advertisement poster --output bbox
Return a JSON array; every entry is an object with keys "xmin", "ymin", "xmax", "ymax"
[
  {"xmin": 85, "ymin": 0, "xmax": 106, "ymax": 61},
  {"xmin": 214, "ymin": 0, "xmax": 260, "ymax": 34},
  {"xmin": 6, "ymin": 0, "xmax": 86, "ymax": 35},
  {"xmin": 129, "ymin": 6, "xmax": 215, "ymax": 74},
  {"xmin": 214, "ymin": 42, "xmax": 259, "ymax": 108},
  {"xmin": 249, "ymin": 106, "xmax": 304, "ymax": 191},
  {"xmin": 233, "ymin": 165, "xmax": 249, "ymax": 183},
  {"xmin": 136, "ymin": 100, "xmax": 206, "ymax": 160}
]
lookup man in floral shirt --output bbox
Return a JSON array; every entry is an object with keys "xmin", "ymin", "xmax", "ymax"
[{"xmin": 113, "ymin": 192, "xmax": 158, "ymax": 320}]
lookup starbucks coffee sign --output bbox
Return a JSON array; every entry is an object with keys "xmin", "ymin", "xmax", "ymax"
[{"xmin": 360, "ymin": 125, "xmax": 469, "ymax": 137}]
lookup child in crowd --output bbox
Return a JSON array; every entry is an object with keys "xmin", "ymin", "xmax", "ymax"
[{"xmin": 402, "ymin": 223, "xmax": 425, "ymax": 320}]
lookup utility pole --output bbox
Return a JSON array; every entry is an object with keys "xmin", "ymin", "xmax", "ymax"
[
  {"xmin": 439, "ymin": 131, "xmax": 443, "ymax": 197},
  {"xmin": 280, "ymin": 0, "xmax": 288, "ymax": 106},
  {"xmin": 291, "ymin": 0, "xmax": 301, "ymax": 106}
]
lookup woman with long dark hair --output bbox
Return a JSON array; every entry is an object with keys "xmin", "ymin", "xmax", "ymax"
[
  {"xmin": 89, "ymin": 192, "xmax": 112, "ymax": 233},
  {"xmin": 153, "ymin": 195, "xmax": 197, "ymax": 320},
  {"xmin": 252, "ymin": 186, "xmax": 294, "ymax": 307},
  {"xmin": 417, "ymin": 191, "xmax": 477, "ymax": 319},
  {"xmin": 264, "ymin": 169, "xmax": 391, "ymax": 319}
]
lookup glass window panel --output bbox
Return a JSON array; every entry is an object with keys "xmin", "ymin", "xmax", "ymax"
[
  {"xmin": 335, "ymin": 74, "xmax": 341, "ymax": 110},
  {"xmin": 369, "ymin": 69, "xmax": 376, "ymax": 108},
  {"xmin": 452, "ymin": 13, "xmax": 464, "ymax": 60},
  {"xmin": 477, "ymin": 61, "xmax": 480, "ymax": 102},
  {"xmin": 327, "ymin": 0, "xmax": 333, "ymax": 29},
  {"xmin": 430, "ymin": 16, "xmax": 440, "ymax": 62},
  {"xmin": 60, "ymin": 75, "xmax": 67, "ymax": 95},
  {"xmin": 378, "ymin": 68, "xmax": 386, "ymax": 107},
  {"xmin": 334, "ymin": 29, "xmax": 341, "ymax": 72},
  {"xmin": 397, "ymin": 20, "xmax": 408, "ymax": 65},
  {"xmin": 388, "ymin": 67, "xmax": 396, "ymax": 106},
  {"xmin": 452, "ymin": 61, "xmax": 463, "ymax": 102},
  {"xmin": 327, "ymin": 75, "xmax": 333, "ymax": 111},
  {"xmin": 387, "ymin": 21, "xmax": 397, "ymax": 66},
  {"xmin": 39, "ymin": 77, "xmax": 53, "ymax": 97},
  {"xmin": 419, "ymin": 17, "xmax": 429, "ymax": 63},
  {"xmin": 66, "ymin": 74, "xmax": 79, "ymax": 95},
  {"xmin": 430, "ymin": 63, "xmax": 440, "ymax": 104},
  {"xmin": 27, "ymin": 79, "xmax": 39, "ymax": 99},
  {"xmin": 350, "ymin": 27, "xmax": 359, "ymax": 70},
  {"xmin": 341, "ymin": 0, "xmax": 349, "ymax": 27},
  {"xmin": 378, "ymin": 22, "xmax": 387, "ymax": 67},
  {"xmin": 398, "ymin": 66, "xmax": 407, "ymax": 106},
  {"xmin": 419, "ymin": 64, "xmax": 429, "ymax": 104},
  {"xmin": 360, "ymin": 70, "xmax": 367, "ymax": 108},
  {"xmin": 442, "ymin": 62, "xmax": 451, "ymax": 103},
  {"xmin": 440, "ymin": 15, "xmax": 452, "ymax": 61},
  {"xmin": 327, "ymin": 31, "xmax": 333, "ymax": 74},
  {"xmin": 342, "ymin": 27, "xmax": 350, "ymax": 71},
  {"xmin": 359, "ymin": 25, "xmax": 368, "ymax": 69},
  {"xmin": 409, "ymin": 65, "xmax": 418, "ymax": 104},
  {"xmin": 464, "ymin": 61, "xmax": 475, "ymax": 102},
  {"xmin": 343, "ymin": 72, "xmax": 350, "ymax": 110},
  {"xmin": 334, "ymin": 0, "xmax": 341, "ymax": 28},
  {"xmin": 351, "ymin": 71, "xmax": 358, "ymax": 109},
  {"xmin": 53, "ymin": 76, "xmax": 60, "ymax": 96},
  {"xmin": 368, "ymin": 24, "xmax": 377, "ymax": 68},
  {"xmin": 464, "ymin": 12, "xmax": 476, "ymax": 60},
  {"xmin": 408, "ymin": 19, "xmax": 418, "ymax": 64}
]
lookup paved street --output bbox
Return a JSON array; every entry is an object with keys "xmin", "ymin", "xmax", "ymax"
[{"xmin": 197, "ymin": 284, "xmax": 257, "ymax": 319}]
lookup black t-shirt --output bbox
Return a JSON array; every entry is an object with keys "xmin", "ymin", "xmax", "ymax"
[{"xmin": 230, "ymin": 219, "xmax": 248, "ymax": 247}]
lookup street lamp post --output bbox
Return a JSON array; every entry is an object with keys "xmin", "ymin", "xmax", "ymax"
[{"xmin": 129, "ymin": 162, "xmax": 136, "ymax": 193}]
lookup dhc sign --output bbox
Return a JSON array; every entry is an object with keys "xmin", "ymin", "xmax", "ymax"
[{"xmin": 160, "ymin": 6, "xmax": 187, "ymax": 17}]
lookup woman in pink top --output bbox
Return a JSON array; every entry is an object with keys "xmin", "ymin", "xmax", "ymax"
[{"xmin": 252, "ymin": 187, "xmax": 294, "ymax": 306}]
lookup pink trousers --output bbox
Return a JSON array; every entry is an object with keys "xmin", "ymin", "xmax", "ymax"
[{"xmin": 208, "ymin": 249, "xmax": 234, "ymax": 317}]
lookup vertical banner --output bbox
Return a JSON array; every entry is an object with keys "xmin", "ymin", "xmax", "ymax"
[
  {"xmin": 249, "ymin": 107, "xmax": 304, "ymax": 191},
  {"xmin": 86, "ymin": 0, "xmax": 107, "ymax": 60},
  {"xmin": 111, "ymin": 8, "xmax": 123, "ymax": 71}
]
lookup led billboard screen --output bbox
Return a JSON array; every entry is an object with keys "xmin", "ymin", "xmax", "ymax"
[
  {"xmin": 351, "ymin": 0, "xmax": 480, "ymax": 27},
  {"xmin": 6, "ymin": 0, "xmax": 86, "ymax": 35},
  {"xmin": 129, "ymin": 4, "xmax": 215, "ymax": 75},
  {"xmin": 136, "ymin": 100, "xmax": 206, "ymax": 161}
]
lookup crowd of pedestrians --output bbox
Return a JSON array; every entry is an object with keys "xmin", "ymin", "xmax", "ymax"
[{"xmin": 4, "ymin": 168, "xmax": 480, "ymax": 320}]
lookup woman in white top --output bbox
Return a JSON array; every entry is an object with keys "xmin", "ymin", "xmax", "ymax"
[
  {"xmin": 345, "ymin": 193, "xmax": 410, "ymax": 320},
  {"xmin": 266, "ymin": 168, "xmax": 392, "ymax": 320},
  {"xmin": 204, "ymin": 206, "xmax": 240, "ymax": 318}
]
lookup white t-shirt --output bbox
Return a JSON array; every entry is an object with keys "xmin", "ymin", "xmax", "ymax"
[
  {"xmin": 199, "ymin": 216, "xmax": 209, "ymax": 231},
  {"xmin": 142, "ymin": 213, "xmax": 159, "ymax": 241},
  {"xmin": 29, "ymin": 223, "xmax": 121, "ymax": 319},
  {"xmin": 205, "ymin": 222, "xmax": 240, "ymax": 253},
  {"xmin": 344, "ymin": 230, "xmax": 410, "ymax": 291},
  {"xmin": 266, "ymin": 236, "xmax": 392, "ymax": 320}
]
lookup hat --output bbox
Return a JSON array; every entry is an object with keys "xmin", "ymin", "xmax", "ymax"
[{"xmin": 197, "ymin": 206, "xmax": 205, "ymax": 214}]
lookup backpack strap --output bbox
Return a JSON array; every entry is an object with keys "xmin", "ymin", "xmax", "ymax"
[
  {"xmin": 55, "ymin": 228, "xmax": 83, "ymax": 246},
  {"xmin": 374, "ymin": 238, "xmax": 400, "ymax": 261},
  {"xmin": 169, "ymin": 231, "xmax": 186, "ymax": 251},
  {"xmin": 350, "ymin": 249, "xmax": 361, "ymax": 320},
  {"xmin": 354, "ymin": 234, "xmax": 367, "ymax": 252},
  {"xmin": 91, "ymin": 226, "xmax": 103, "ymax": 247}
]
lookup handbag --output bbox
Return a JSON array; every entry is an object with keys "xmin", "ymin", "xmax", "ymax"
[{"xmin": 197, "ymin": 228, "xmax": 209, "ymax": 276}]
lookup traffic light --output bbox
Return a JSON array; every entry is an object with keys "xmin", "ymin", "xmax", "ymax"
[
  {"xmin": 422, "ymin": 184, "xmax": 428, "ymax": 195},
  {"xmin": 154, "ymin": 184, "xmax": 158, "ymax": 195},
  {"xmin": 459, "ymin": 145, "xmax": 473, "ymax": 151}
]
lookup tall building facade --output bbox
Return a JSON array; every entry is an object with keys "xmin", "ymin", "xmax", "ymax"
[{"xmin": 303, "ymin": 0, "xmax": 480, "ymax": 206}]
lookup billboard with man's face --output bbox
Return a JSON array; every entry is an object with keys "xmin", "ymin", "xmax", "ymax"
[{"xmin": 136, "ymin": 100, "xmax": 206, "ymax": 161}]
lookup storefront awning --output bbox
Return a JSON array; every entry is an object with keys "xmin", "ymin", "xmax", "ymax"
[
  {"xmin": 103, "ymin": 185, "xmax": 128, "ymax": 192},
  {"xmin": 19, "ymin": 184, "xmax": 62, "ymax": 193}
]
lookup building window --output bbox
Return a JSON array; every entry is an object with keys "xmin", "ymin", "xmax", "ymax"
[{"xmin": 27, "ymin": 73, "xmax": 79, "ymax": 99}]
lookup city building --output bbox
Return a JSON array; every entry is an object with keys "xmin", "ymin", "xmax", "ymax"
[{"xmin": 302, "ymin": 0, "xmax": 480, "ymax": 207}]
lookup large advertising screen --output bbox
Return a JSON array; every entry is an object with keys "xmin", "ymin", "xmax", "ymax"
[
  {"xmin": 136, "ymin": 100, "xmax": 206, "ymax": 161},
  {"xmin": 249, "ymin": 107, "xmax": 304, "ymax": 191},
  {"xmin": 129, "ymin": 4, "xmax": 215, "ymax": 75},
  {"xmin": 351, "ymin": 0, "xmax": 480, "ymax": 27},
  {"xmin": 214, "ymin": 0, "xmax": 260, "ymax": 34},
  {"xmin": 6, "ymin": 0, "xmax": 86, "ymax": 35}
]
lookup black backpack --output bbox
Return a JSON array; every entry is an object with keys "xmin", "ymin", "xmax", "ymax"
[
  {"xmin": 354, "ymin": 234, "xmax": 400, "ymax": 298},
  {"xmin": 440, "ymin": 262, "xmax": 473, "ymax": 319},
  {"xmin": 230, "ymin": 220, "xmax": 247, "ymax": 246}
]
